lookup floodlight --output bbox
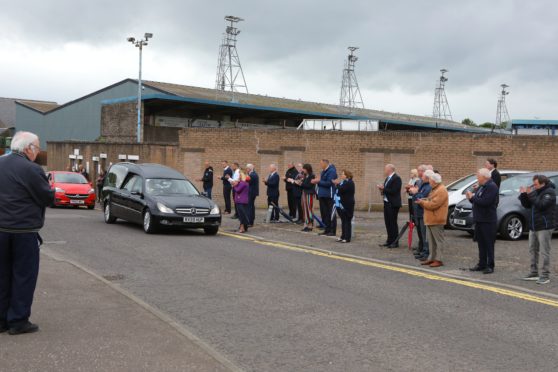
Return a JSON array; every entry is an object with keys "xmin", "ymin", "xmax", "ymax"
[
  {"xmin": 127, "ymin": 37, "xmax": 135, "ymax": 43},
  {"xmin": 145, "ymin": 33, "xmax": 153, "ymax": 39}
]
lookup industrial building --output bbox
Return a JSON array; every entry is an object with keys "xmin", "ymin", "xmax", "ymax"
[
  {"xmin": 15, "ymin": 78, "xmax": 489, "ymax": 148},
  {"xmin": 508, "ymin": 119, "xmax": 558, "ymax": 136}
]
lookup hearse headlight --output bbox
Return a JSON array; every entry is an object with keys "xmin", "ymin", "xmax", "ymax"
[
  {"xmin": 157, "ymin": 202, "xmax": 174, "ymax": 214},
  {"xmin": 55, "ymin": 187, "xmax": 65, "ymax": 193},
  {"xmin": 210, "ymin": 205, "xmax": 220, "ymax": 215}
]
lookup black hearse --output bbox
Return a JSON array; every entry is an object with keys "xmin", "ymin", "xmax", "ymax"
[{"xmin": 102, "ymin": 163, "xmax": 221, "ymax": 234}]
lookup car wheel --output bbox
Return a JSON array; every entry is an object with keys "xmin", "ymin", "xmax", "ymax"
[
  {"xmin": 87, "ymin": 205, "xmax": 95, "ymax": 210},
  {"xmin": 104, "ymin": 201, "xmax": 117, "ymax": 224},
  {"xmin": 500, "ymin": 214, "xmax": 524, "ymax": 241},
  {"xmin": 143, "ymin": 210, "xmax": 157, "ymax": 234},
  {"xmin": 204, "ymin": 226, "xmax": 219, "ymax": 235},
  {"xmin": 445, "ymin": 206, "xmax": 455, "ymax": 228}
]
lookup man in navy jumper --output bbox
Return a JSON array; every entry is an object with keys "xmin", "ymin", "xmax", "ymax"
[
  {"xmin": 311, "ymin": 159, "xmax": 338, "ymax": 236},
  {"xmin": 466, "ymin": 168, "xmax": 499, "ymax": 274},
  {"xmin": 0, "ymin": 131, "xmax": 54, "ymax": 335}
]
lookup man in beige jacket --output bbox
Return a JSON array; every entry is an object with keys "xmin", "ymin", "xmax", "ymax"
[{"xmin": 415, "ymin": 171, "xmax": 449, "ymax": 268}]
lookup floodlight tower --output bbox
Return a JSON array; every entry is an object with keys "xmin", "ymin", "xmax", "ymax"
[
  {"xmin": 215, "ymin": 16, "xmax": 248, "ymax": 102},
  {"xmin": 339, "ymin": 47, "xmax": 364, "ymax": 110},
  {"xmin": 432, "ymin": 69, "xmax": 453, "ymax": 121},
  {"xmin": 495, "ymin": 84, "xmax": 511, "ymax": 132},
  {"xmin": 127, "ymin": 32, "xmax": 153, "ymax": 143}
]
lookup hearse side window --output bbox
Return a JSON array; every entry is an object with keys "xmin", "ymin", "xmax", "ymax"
[
  {"xmin": 104, "ymin": 165, "xmax": 128, "ymax": 188},
  {"xmin": 122, "ymin": 175, "xmax": 143, "ymax": 194}
]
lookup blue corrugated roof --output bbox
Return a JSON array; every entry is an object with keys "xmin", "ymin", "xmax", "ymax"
[{"xmin": 511, "ymin": 119, "xmax": 558, "ymax": 126}]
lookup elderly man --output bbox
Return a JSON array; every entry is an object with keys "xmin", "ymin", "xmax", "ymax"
[
  {"xmin": 263, "ymin": 164, "xmax": 280, "ymax": 222},
  {"xmin": 377, "ymin": 164, "xmax": 402, "ymax": 248},
  {"xmin": 519, "ymin": 175, "xmax": 556, "ymax": 284},
  {"xmin": 466, "ymin": 168, "xmax": 499, "ymax": 274},
  {"xmin": 0, "ymin": 131, "xmax": 54, "ymax": 335},
  {"xmin": 311, "ymin": 159, "xmax": 338, "ymax": 236},
  {"xmin": 409, "ymin": 165, "xmax": 431, "ymax": 260},
  {"xmin": 246, "ymin": 164, "xmax": 259, "ymax": 226},
  {"xmin": 416, "ymin": 171, "xmax": 448, "ymax": 268}
]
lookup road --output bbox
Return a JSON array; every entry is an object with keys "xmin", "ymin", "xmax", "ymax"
[{"xmin": 41, "ymin": 208, "xmax": 558, "ymax": 371}]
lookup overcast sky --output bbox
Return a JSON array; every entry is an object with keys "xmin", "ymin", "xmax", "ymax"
[{"xmin": 1, "ymin": 0, "xmax": 557, "ymax": 123}]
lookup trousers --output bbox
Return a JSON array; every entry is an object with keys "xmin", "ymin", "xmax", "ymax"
[
  {"xmin": 529, "ymin": 229, "xmax": 552, "ymax": 278},
  {"xmin": 319, "ymin": 197, "xmax": 336, "ymax": 234},
  {"xmin": 0, "ymin": 232, "xmax": 41, "ymax": 327},
  {"xmin": 427, "ymin": 225, "xmax": 445, "ymax": 262},
  {"xmin": 475, "ymin": 222, "xmax": 497, "ymax": 269}
]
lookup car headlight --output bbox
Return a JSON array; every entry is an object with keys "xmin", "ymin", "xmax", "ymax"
[
  {"xmin": 88, "ymin": 188, "xmax": 95, "ymax": 194},
  {"xmin": 157, "ymin": 202, "xmax": 174, "ymax": 214},
  {"xmin": 210, "ymin": 205, "xmax": 220, "ymax": 215},
  {"xmin": 55, "ymin": 187, "xmax": 65, "ymax": 193}
]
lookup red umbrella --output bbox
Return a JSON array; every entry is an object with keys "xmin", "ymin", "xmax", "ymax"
[{"xmin": 407, "ymin": 220, "xmax": 415, "ymax": 249}]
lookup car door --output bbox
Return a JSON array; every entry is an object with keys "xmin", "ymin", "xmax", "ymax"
[
  {"xmin": 127, "ymin": 175, "xmax": 146, "ymax": 224},
  {"xmin": 119, "ymin": 174, "xmax": 140, "ymax": 222}
]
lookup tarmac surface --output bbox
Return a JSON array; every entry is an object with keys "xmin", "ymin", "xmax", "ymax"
[{"xmin": 17, "ymin": 207, "xmax": 557, "ymax": 372}]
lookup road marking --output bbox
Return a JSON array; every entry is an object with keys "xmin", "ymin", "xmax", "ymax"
[{"xmin": 219, "ymin": 232, "xmax": 558, "ymax": 309}]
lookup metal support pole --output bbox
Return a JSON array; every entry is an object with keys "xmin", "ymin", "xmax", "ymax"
[{"xmin": 137, "ymin": 44, "xmax": 143, "ymax": 143}]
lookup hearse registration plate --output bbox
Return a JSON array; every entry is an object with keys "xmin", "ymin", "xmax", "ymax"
[{"xmin": 183, "ymin": 217, "xmax": 204, "ymax": 223}]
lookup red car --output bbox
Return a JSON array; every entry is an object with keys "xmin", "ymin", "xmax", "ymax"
[{"xmin": 47, "ymin": 171, "xmax": 96, "ymax": 209}]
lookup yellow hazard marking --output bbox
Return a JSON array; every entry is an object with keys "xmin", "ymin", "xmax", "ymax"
[{"xmin": 219, "ymin": 232, "xmax": 558, "ymax": 309}]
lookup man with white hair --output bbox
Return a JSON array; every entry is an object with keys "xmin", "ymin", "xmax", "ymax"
[
  {"xmin": 377, "ymin": 164, "xmax": 402, "ymax": 248},
  {"xmin": 0, "ymin": 131, "xmax": 54, "ymax": 335},
  {"xmin": 466, "ymin": 168, "xmax": 499, "ymax": 274},
  {"xmin": 263, "ymin": 163, "xmax": 280, "ymax": 222},
  {"xmin": 415, "ymin": 171, "xmax": 449, "ymax": 267},
  {"xmin": 409, "ymin": 165, "xmax": 432, "ymax": 260}
]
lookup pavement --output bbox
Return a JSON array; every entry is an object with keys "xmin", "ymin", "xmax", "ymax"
[
  {"xmin": 0, "ymin": 251, "xmax": 236, "ymax": 372},
  {"xmin": 16, "ymin": 206, "xmax": 558, "ymax": 371}
]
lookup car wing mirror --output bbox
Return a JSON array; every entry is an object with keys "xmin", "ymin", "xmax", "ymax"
[
  {"xmin": 201, "ymin": 191, "xmax": 208, "ymax": 197},
  {"xmin": 131, "ymin": 191, "xmax": 143, "ymax": 198}
]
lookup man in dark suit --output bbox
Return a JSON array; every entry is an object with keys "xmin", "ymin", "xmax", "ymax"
[
  {"xmin": 263, "ymin": 164, "xmax": 280, "ymax": 221},
  {"xmin": 485, "ymin": 158, "xmax": 501, "ymax": 188},
  {"xmin": 377, "ymin": 164, "xmax": 402, "ymax": 248},
  {"xmin": 247, "ymin": 164, "xmax": 259, "ymax": 226},
  {"xmin": 467, "ymin": 168, "xmax": 499, "ymax": 274},
  {"xmin": 284, "ymin": 162, "xmax": 299, "ymax": 220},
  {"xmin": 220, "ymin": 160, "xmax": 233, "ymax": 214}
]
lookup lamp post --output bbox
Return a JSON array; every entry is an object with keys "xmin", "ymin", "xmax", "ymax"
[{"xmin": 127, "ymin": 33, "xmax": 153, "ymax": 143}]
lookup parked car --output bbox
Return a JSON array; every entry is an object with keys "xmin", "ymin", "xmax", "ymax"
[
  {"xmin": 450, "ymin": 171, "xmax": 558, "ymax": 240},
  {"xmin": 47, "ymin": 171, "xmax": 96, "ymax": 209},
  {"xmin": 102, "ymin": 162, "xmax": 221, "ymax": 234},
  {"xmin": 445, "ymin": 170, "xmax": 530, "ymax": 225}
]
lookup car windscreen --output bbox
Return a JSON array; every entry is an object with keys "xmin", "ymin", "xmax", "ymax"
[
  {"xmin": 499, "ymin": 175, "xmax": 533, "ymax": 196},
  {"xmin": 54, "ymin": 173, "xmax": 88, "ymax": 184},
  {"xmin": 145, "ymin": 178, "xmax": 199, "ymax": 196},
  {"xmin": 446, "ymin": 174, "xmax": 476, "ymax": 191}
]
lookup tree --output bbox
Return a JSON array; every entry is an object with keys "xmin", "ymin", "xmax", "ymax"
[
  {"xmin": 480, "ymin": 122, "xmax": 495, "ymax": 128},
  {"xmin": 461, "ymin": 118, "xmax": 476, "ymax": 126}
]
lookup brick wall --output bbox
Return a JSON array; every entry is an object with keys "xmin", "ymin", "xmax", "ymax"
[
  {"xmin": 100, "ymin": 102, "xmax": 142, "ymax": 142},
  {"xmin": 48, "ymin": 128, "xmax": 558, "ymax": 211},
  {"xmin": 177, "ymin": 128, "xmax": 558, "ymax": 210}
]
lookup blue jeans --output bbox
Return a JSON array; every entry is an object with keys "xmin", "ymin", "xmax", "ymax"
[
  {"xmin": 0, "ymin": 232, "xmax": 41, "ymax": 327},
  {"xmin": 415, "ymin": 216, "xmax": 429, "ymax": 256}
]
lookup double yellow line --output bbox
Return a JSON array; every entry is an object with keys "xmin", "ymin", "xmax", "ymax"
[{"xmin": 220, "ymin": 232, "xmax": 558, "ymax": 309}]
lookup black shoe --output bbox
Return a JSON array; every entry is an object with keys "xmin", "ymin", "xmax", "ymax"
[
  {"xmin": 326, "ymin": 232, "xmax": 336, "ymax": 237},
  {"xmin": 8, "ymin": 321, "xmax": 39, "ymax": 335},
  {"xmin": 386, "ymin": 244, "xmax": 399, "ymax": 249},
  {"xmin": 318, "ymin": 231, "xmax": 329, "ymax": 236},
  {"xmin": 483, "ymin": 268, "xmax": 494, "ymax": 274},
  {"xmin": 469, "ymin": 265, "xmax": 486, "ymax": 272},
  {"xmin": 379, "ymin": 242, "xmax": 390, "ymax": 247}
]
